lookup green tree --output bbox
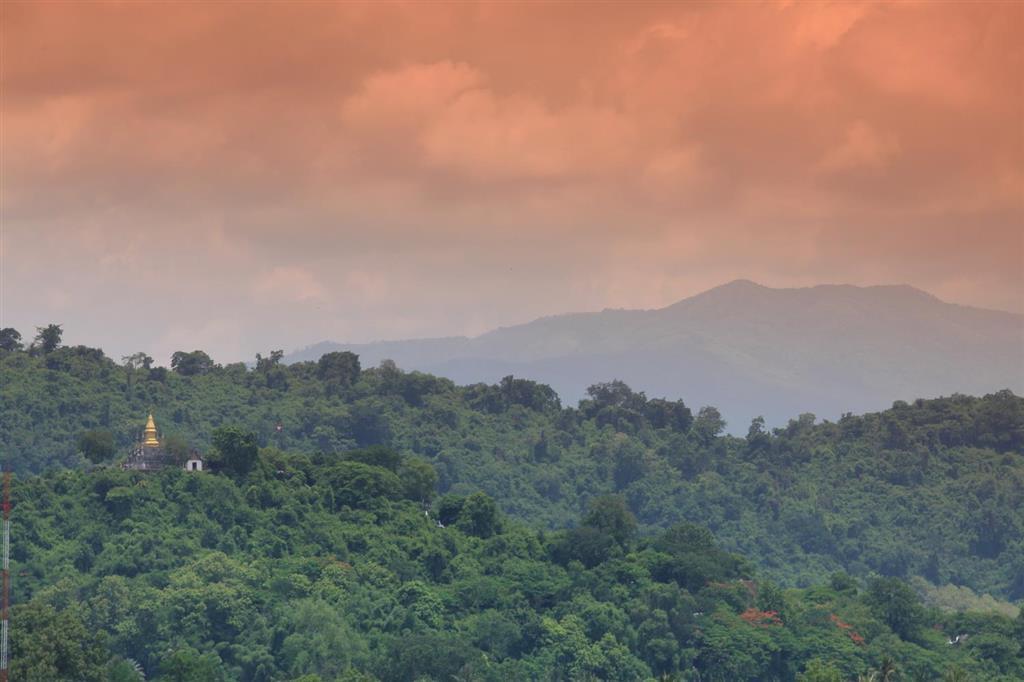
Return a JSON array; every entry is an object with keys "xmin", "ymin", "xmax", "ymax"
[
  {"xmin": 9, "ymin": 602, "xmax": 107, "ymax": 681},
  {"xmin": 436, "ymin": 494, "xmax": 465, "ymax": 526},
  {"xmin": 399, "ymin": 457, "xmax": 438, "ymax": 504},
  {"xmin": 798, "ymin": 659, "xmax": 843, "ymax": 682},
  {"xmin": 121, "ymin": 352, "xmax": 154, "ymax": 393},
  {"xmin": 163, "ymin": 432, "xmax": 192, "ymax": 464},
  {"xmin": 498, "ymin": 375, "xmax": 561, "ymax": 412},
  {"xmin": 583, "ymin": 494, "xmax": 637, "ymax": 548},
  {"xmin": 746, "ymin": 416, "xmax": 771, "ymax": 454},
  {"xmin": 211, "ymin": 426, "xmax": 259, "ymax": 478},
  {"xmin": 317, "ymin": 351, "xmax": 361, "ymax": 394},
  {"xmin": 0, "ymin": 327, "xmax": 22, "ymax": 352},
  {"xmin": 941, "ymin": 666, "xmax": 970, "ymax": 682},
  {"xmin": 866, "ymin": 577, "xmax": 924, "ymax": 640},
  {"xmin": 157, "ymin": 647, "xmax": 227, "ymax": 682},
  {"xmin": 830, "ymin": 572, "xmax": 859, "ymax": 593},
  {"xmin": 78, "ymin": 428, "xmax": 116, "ymax": 464},
  {"xmin": 650, "ymin": 522, "xmax": 744, "ymax": 591},
  {"xmin": 122, "ymin": 352, "xmax": 153, "ymax": 371},
  {"xmin": 643, "ymin": 397, "xmax": 693, "ymax": 431},
  {"xmin": 170, "ymin": 350, "xmax": 215, "ymax": 376},
  {"xmin": 964, "ymin": 632, "xmax": 1019, "ymax": 672},
  {"xmin": 344, "ymin": 445, "xmax": 402, "ymax": 472},
  {"xmin": 694, "ymin": 405, "xmax": 725, "ymax": 444},
  {"xmin": 106, "ymin": 658, "xmax": 147, "ymax": 682},
  {"xmin": 456, "ymin": 492, "xmax": 502, "ymax": 538},
  {"xmin": 585, "ymin": 380, "xmax": 645, "ymax": 412},
  {"xmin": 33, "ymin": 323, "xmax": 63, "ymax": 353},
  {"xmin": 279, "ymin": 599, "xmax": 366, "ymax": 678},
  {"xmin": 612, "ymin": 441, "xmax": 647, "ymax": 489},
  {"xmin": 553, "ymin": 496, "xmax": 640, "ymax": 567},
  {"xmin": 557, "ymin": 525, "xmax": 616, "ymax": 568},
  {"xmin": 876, "ymin": 657, "xmax": 898, "ymax": 682},
  {"xmin": 255, "ymin": 349, "xmax": 284, "ymax": 372},
  {"xmin": 350, "ymin": 398, "xmax": 391, "ymax": 446},
  {"xmin": 756, "ymin": 581, "xmax": 786, "ymax": 618},
  {"xmin": 324, "ymin": 461, "xmax": 402, "ymax": 509},
  {"xmin": 377, "ymin": 632, "xmax": 481, "ymax": 680},
  {"xmin": 694, "ymin": 609, "xmax": 776, "ymax": 681}
]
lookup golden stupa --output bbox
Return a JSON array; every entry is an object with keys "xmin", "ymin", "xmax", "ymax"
[{"xmin": 143, "ymin": 412, "xmax": 160, "ymax": 447}]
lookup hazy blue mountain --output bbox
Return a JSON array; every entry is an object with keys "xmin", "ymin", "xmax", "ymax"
[{"xmin": 286, "ymin": 280, "xmax": 1024, "ymax": 430}]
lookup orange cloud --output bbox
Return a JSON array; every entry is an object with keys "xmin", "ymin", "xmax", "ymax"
[
  {"xmin": 253, "ymin": 267, "xmax": 327, "ymax": 304},
  {"xmin": 2, "ymin": 0, "xmax": 1021, "ymax": 361},
  {"xmin": 818, "ymin": 120, "xmax": 900, "ymax": 173}
]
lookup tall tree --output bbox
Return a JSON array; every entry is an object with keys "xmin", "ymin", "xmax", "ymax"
[
  {"xmin": 170, "ymin": 350, "xmax": 215, "ymax": 376},
  {"xmin": 78, "ymin": 429, "xmax": 116, "ymax": 464},
  {"xmin": 583, "ymin": 495, "xmax": 637, "ymax": 548},
  {"xmin": 456, "ymin": 492, "xmax": 502, "ymax": 538},
  {"xmin": 866, "ymin": 577, "xmax": 924, "ymax": 640},
  {"xmin": 876, "ymin": 657, "xmax": 897, "ymax": 682},
  {"xmin": 122, "ymin": 352, "xmax": 153, "ymax": 371},
  {"xmin": 399, "ymin": 457, "xmax": 438, "ymax": 504},
  {"xmin": 33, "ymin": 323, "xmax": 63, "ymax": 353},
  {"xmin": 255, "ymin": 350, "xmax": 284, "ymax": 373},
  {"xmin": 0, "ymin": 327, "xmax": 22, "ymax": 352},
  {"xmin": 693, "ymin": 406, "xmax": 726, "ymax": 444},
  {"xmin": 317, "ymin": 351, "xmax": 361, "ymax": 395},
  {"xmin": 211, "ymin": 426, "xmax": 259, "ymax": 478},
  {"xmin": 122, "ymin": 352, "xmax": 154, "ymax": 392}
]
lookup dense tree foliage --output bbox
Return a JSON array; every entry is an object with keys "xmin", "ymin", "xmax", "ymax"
[
  {"xmin": 2, "ymin": 338, "xmax": 1020, "ymax": 600},
  {"xmin": 78, "ymin": 429, "xmax": 116, "ymax": 464},
  {"xmin": 1, "ymin": 332, "xmax": 1022, "ymax": 678},
  {"xmin": 0, "ymin": 327, "xmax": 23, "ymax": 352},
  {"xmin": 170, "ymin": 350, "xmax": 217, "ymax": 377},
  {"xmin": 32, "ymin": 323, "xmax": 63, "ymax": 354},
  {"xmin": 7, "ymin": 452, "xmax": 1018, "ymax": 681}
]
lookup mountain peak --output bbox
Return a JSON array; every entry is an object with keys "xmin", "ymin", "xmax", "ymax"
[
  {"xmin": 665, "ymin": 279, "xmax": 771, "ymax": 309},
  {"xmin": 668, "ymin": 280, "xmax": 948, "ymax": 311},
  {"xmin": 716, "ymin": 278, "xmax": 767, "ymax": 291}
]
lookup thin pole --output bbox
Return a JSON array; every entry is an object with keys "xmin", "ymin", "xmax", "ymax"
[{"xmin": 1, "ymin": 469, "xmax": 11, "ymax": 682}]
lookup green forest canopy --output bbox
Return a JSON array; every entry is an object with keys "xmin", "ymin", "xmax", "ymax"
[
  {"xmin": 1, "ymin": 329, "xmax": 1022, "ymax": 679},
  {"xmin": 10, "ymin": 448, "xmax": 1024, "ymax": 681},
  {"xmin": 2, "ymin": 333, "xmax": 1021, "ymax": 598}
]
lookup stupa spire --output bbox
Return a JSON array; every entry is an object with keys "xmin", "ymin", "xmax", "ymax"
[{"xmin": 143, "ymin": 412, "xmax": 160, "ymax": 447}]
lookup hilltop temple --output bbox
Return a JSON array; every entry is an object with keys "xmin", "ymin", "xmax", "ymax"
[{"xmin": 122, "ymin": 413, "xmax": 204, "ymax": 472}]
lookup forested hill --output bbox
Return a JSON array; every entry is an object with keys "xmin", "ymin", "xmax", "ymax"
[
  {"xmin": 2, "ymin": 339, "xmax": 1022, "ymax": 604},
  {"xmin": 12, "ymin": 456, "xmax": 1024, "ymax": 681},
  {"xmin": 285, "ymin": 280, "xmax": 1024, "ymax": 428}
]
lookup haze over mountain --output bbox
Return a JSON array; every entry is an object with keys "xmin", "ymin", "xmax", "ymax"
[{"xmin": 287, "ymin": 280, "xmax": 1024, "ymax": 429}]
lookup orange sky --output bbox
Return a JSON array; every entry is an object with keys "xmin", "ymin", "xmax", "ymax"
[{"xmin": 2, "ymin": 1, "xmax": 1022, "ymax": 363}]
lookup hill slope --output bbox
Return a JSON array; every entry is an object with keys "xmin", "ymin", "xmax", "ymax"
[
  {"xmin": 13, "ymin": 458, "xmax": 1019, "ymax": 681},
  {"xmin": 287, "ymin": 280, "xmax": 1024, "ymax": 428},
  {"xmin": 3, "ymin": 345, "xmax": 1022, "ymax": 600}
]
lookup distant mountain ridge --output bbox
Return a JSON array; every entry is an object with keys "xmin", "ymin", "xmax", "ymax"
[{"xmin": 285, "ymin": 280, "xmax": 1024, "ymax": 429}]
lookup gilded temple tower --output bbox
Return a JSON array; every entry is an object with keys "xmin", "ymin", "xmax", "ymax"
[
  {"xmin": 123, "ymin": 412, "xmax": 203, "ymax": 472},
  {"xmin": 143, "ymin": 413, "xmax": 160, "ymax": 447}
]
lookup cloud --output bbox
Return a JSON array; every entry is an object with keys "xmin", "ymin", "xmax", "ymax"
[
  {"xmin": 786, "ymin": 1, "xmax": 870, "ymax": 50},
  {"xmin": 252, "ymin": 266, "xmax": 327, "ymax": 304},
  {"xmin": 818, "ymin": 120, "xmax": 900, "ymax": 173},
  {"xmin": 339, "ymin": 60, "xmax": 640, "ymax": 181},
  {"xmin": 3, "ymin": 1, "xmax": 1021, "ymax": 362},
  {"xmin": 341, "ymin": 61, "xmax": 482, "ymax": 138}
]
